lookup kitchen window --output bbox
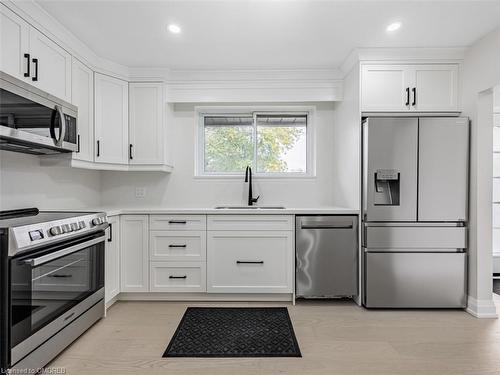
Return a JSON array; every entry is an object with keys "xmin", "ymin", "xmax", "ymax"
[{"xmin": 197, "ymin": 110, "xmax": 313, "ymax": 177}]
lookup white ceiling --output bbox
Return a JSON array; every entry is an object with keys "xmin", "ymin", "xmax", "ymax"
[{"xmin": 36, "ymin": 0, "xmax": 500, "ymax": 70}]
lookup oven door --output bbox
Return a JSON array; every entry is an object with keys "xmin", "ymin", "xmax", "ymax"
[{"xmin": 9, "ymin": 231, "xmax": 104, "ymax": 365}]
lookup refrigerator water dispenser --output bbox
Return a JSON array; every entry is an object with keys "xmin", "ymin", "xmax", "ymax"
[{"xmin": 374, "ymin": 169, "xmax": 400, "ymax": 205}]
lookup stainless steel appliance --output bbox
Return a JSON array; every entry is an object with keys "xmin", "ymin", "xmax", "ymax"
[
  {"xmin": 0, "ymin": 208, "xmax": 108, "ymax": 372},
  {"xmin": 0, "ymin": 72, "xmax": 78, "ymax": 155},
  {"xmin": 362, "ymin": 117, "xmax": 469, "ymax": 308},
  {"xmin": 296, "ymin": 215, "xmax": 358, "ymax": 298}
]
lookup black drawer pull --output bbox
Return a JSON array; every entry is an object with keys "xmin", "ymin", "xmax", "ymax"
[
  {"xmin": 168, "ymin": 244, "xmax": 187, "ymax": 248},
  {"xmin": 64, "ymin": 312, "xmax": 75, "ymax": 321},
  {"xmin": 49, "ymin": 274, "xmax": 72, "ymax": 278},
  {"xmin": 169, "ymin": 275, "xmax": 187, "ymax": 279},
  {"xmin": 168, "ymin": 220, "xmax": 187, "ymax": 224},
  {"xmin": 107, "ymin": 223, "xmax": 113, "ymax": 242},
  {"xmin": 236, "ymin": 261, "xmax": 264, "ymax": 264}
]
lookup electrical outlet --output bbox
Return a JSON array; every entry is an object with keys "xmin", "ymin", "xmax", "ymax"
[{"xmin": 135, "ymin": 187, "xmax": 146, "ymax": 199}]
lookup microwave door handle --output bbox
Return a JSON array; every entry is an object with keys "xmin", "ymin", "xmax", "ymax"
[
  {"xmin": 50, "ymin": 105, "xmax": 66, "ymax": 146},
  {"xmin": 23, "ymin": 235, "xmax": 105, "ymax": 267}
]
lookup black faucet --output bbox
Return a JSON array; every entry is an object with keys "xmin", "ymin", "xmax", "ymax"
[{"xmin": 244, "ymin": 166, "xmax": 260, "ymax": 206}]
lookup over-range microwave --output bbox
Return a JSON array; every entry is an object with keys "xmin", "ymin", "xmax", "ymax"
[{"xmin": 0, "ymin": 71, "xmax": 78, "ymax": 155}]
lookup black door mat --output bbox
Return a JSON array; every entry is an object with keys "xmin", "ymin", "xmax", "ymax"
[
  {"xmin": 163, "ymin": 307, "xmax": 302, "ymax": 358},
  {"xmin": 494, "ymin": 279, "xmax": 500, "ymax": 295}
]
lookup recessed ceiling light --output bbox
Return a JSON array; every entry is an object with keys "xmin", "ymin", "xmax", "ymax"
[
  {"xmin": 386, "ymin": 22, "xmax": 402, "ymax": 32},
  {"xmin": 167, "ymin": 24, "xmax": 181, "ymax": 34}
]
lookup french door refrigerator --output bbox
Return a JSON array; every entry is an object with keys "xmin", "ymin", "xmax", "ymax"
[{"xmin": 362, "ymin": 117, "xmax": 469, "ymax": 308}]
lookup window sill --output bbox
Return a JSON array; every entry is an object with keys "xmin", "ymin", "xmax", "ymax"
[{"xmin": 193, "ymin": 174, "xmax": 317, "ymax": 181}]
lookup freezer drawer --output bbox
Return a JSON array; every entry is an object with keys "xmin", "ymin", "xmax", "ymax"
[
  {"xmin": 364, "ymin": 251, "xmax": 466, "ymax": 308},
  {"xmin": 364, "ymin": 226, "xmax": 467, "ymax": 249},
  {"xmin": 296, "ymin": 216, "xmax": 358, "ymax": 298}
]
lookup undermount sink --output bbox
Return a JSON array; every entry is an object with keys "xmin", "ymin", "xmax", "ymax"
[{"xmin": 214, "ymin": 206, "xmax": 286, "ymax": 210}]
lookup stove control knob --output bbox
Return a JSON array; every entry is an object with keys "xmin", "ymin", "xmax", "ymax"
[
  {"xmin": 91, "ymin": 217, "xmax": 103, "ymax": 226},
  {"xmin": 61, "ymin": 224, "xmax": 71, "ymax": 233},
  {"xmin": 78, "ymin": 221, "xmax": 86, "ymax": 229},
  {"xmin": 49, "ymin": 226, "xmax": 62, "ymax": 236},
  {"xmin": 70, "ymin": 222, "xmax": 79, "ymax": 231}
]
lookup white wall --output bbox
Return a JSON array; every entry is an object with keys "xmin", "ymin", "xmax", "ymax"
[
  {"xmin": 0, "ymin": 151, "xmax": 101, "ymax": 210},
  {"xmin": 100, "ymin": 102, "xmax": 341, "ymax": 208},
  {"xmin": 461, "ymin": 27, "xmax": 500, "ymax": 316}
]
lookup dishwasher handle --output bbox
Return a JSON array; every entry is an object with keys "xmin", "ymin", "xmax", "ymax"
[{"xmin": 301, "ymin": 223, "xmax": 353, "ymax": 230}]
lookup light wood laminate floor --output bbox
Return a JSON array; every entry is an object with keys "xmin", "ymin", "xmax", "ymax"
[{"xmin": 49, "ymin": 296, "xmax": 500, "ymax": 375}]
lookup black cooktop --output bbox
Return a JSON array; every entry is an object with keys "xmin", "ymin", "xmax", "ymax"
[{"xmin": 0, "ymin": 208, "xmax": 95, "ymax": 229}]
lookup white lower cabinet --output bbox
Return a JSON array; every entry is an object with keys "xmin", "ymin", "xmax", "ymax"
[
  {"xmin": 207, "ymin": 229, "xmax": 294, "ymax": 293},
  {"xmin": 105, "ymin": 215, "xmax": 120, "ymax": 304},
  {"xmin": 150, "ymin": 262, "xmax": 206, "ymax": 292},
  {"xmin": 150, "ymin": 230, "xmax": 206, "ymax": 262},
  {"xmin": 120, "ymin": 215, "xmax": 149, "ymax": 292}
]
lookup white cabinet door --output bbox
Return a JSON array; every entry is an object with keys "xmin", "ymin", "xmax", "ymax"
[
  {"xmin": 0, "ymin": 4, "xmax": 29, "ymax": 80},
  {"xmin": 105, "ymin": 216, "xmax": 120, "ymax": 304},
  {"xmin": 29, "ymin": 28, "xmax": 71, "ymax": 102},
  {"xmin": 207, "ymin": 231, "xmax": 293, "ymax": 293},
  {"xmin": 412, "ymin": 65, "xmax": 459, "ymax": 112},
  {"xmin": 71, "ymin": 58, "xmax": 94, "ymax": 162},
  {"xmin": 129, "ymin": 82, "xmax": 164, "ymax": 164},
  {"xmin": 94, "ymin": 73, "xmax": 129, "ymax": 164},
  {"xmin": 361, "ymin": 65, "xmax": 411, "ymax": 112},
  {"xmin": 120, "ymin": 215, "xmax": 149, "ymax": 292}
]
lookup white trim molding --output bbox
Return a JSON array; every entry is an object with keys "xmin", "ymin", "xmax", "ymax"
[{"xmin": 466, "ymin": 296, "xmax": 498, "ymax": 318}]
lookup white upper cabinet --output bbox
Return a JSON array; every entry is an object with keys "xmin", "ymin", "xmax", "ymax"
[
  {"xmin": 129, "ymin": 82, "xmax": 164, "ymax": 165},
  {"xmin": 361, "ymin": 64, "xmax": 460, "ymax": 112},
  {"xmin": 0, "ymin": 4, "xmax": 29, "ymax": 80},
  {"xmin": 361, "ymin": 65, "xmax": 410, "ymax": 112},
  {"xmin": 412, "ymin": 65, "xmax": 459, "ymax": 112},
  {"xmin": 28, "ymin": 27, "xmax": 72, "ymax": 102},
  {"xmin": 71, "ymin": 58, "xmax": 94, "ymax": 162},
  {"xmin": 94, "ymin": 73, "xmax": 129, "ymax": 165},
  {"xmin": 0, "ymin": 5, "xmax": 71, "ymax": 101}
]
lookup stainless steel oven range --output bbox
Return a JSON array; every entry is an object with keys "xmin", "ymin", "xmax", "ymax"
[{"xmin": 0, "ymin": 208, "xmax": 108, "ymax": 373}]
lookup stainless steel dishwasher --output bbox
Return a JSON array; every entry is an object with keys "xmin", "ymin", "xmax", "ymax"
[{"xmin": 296, "ymin": 215, "xmax": 358, "ymax": 298}]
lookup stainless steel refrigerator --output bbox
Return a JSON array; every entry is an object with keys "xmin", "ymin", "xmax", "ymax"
[{"xmin": 362, "ymin": 117, "xmax": 469, "ymax": 308}]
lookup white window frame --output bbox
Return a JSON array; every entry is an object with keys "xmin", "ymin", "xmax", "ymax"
[{"xmin": 195, "ymin": 105, "xmax": 316, "ymax": 178}]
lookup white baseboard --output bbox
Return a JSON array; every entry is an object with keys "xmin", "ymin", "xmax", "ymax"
[
  {"xmin": 117, "ymin": 292, "xmax": 294, "ymax": 302},
  {"xmin": 466, "ymin": 296, "xmax": 498, "ymax": 318}
]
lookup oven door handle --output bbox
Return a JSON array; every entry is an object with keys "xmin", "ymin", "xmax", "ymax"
[{"xmin": 23, "ymin": 235, "xmax": 105, "ymax": 267}]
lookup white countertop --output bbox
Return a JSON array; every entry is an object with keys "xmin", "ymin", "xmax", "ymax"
[{"xmin": 81, "ymin": 206, "xmax": 360, "ymax": 216}]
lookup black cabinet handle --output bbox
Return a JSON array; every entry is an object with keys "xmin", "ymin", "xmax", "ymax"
[
  {"xmin": 168, "ymin": 220, "xmax": 187, "ymax": 224},
  {"xmin": 129, "ymin": 144, "xmax": 133, "ymax": 160},
  {"xmin": 405, "ymin": 87, "xmax": 410, "ymax": 106},
  {"xmin": 24, "ymin": 53, "xmax": 30, "ymax": 77},
  {"xmin": 107, "ymin": 223, "xmax": 113, "ymax": 242},
  {"xmin": 169, "ymin": 275, "xmax": 187, "ymax": 279},
  {"xmin": 49, "ymin": 274, "xmax": 72, "ymax": 278},
  {"xmin": 412, "ymin": 87, "xmax": 416, "ymax": 106},
  {"xmin": 96, "ymin": 140, "xmax": 100, "ymax": 157},
  {"xmin": 236, "ymin": 261, "xmax": 264, "ymax": 264},
  {"xmin": 76, "ymin": 134, "xmax": 80, "ymax": 153},
  {"xmin": 168, "ymin": 244, "xmax": 187, "ymax": 248},
  {"xmin": 32, "ymin": 58, "xmax": 38, "ymax": 81}
]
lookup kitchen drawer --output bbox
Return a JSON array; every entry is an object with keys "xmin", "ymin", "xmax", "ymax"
[
  {"xmin": 207, "ymin": 215, "xmax": 293, "ymax": 231},
  {"xmin": 364, "ymin": 226, "xmax": 466, "ymax": 249},
  {"xmin": 150, "ymin": 215, "xmax": 206, "ymax": 231},
  {"xmin": 150, "ymin": 231, "xmax": 206, "ymax": 261},
  {"xmin": 207, "ymin": 231, "xmax": 293, "ymax": 293},
  {"xmin": 150, "ymin": 262, "xmax": 206, "ymax": 292}
]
